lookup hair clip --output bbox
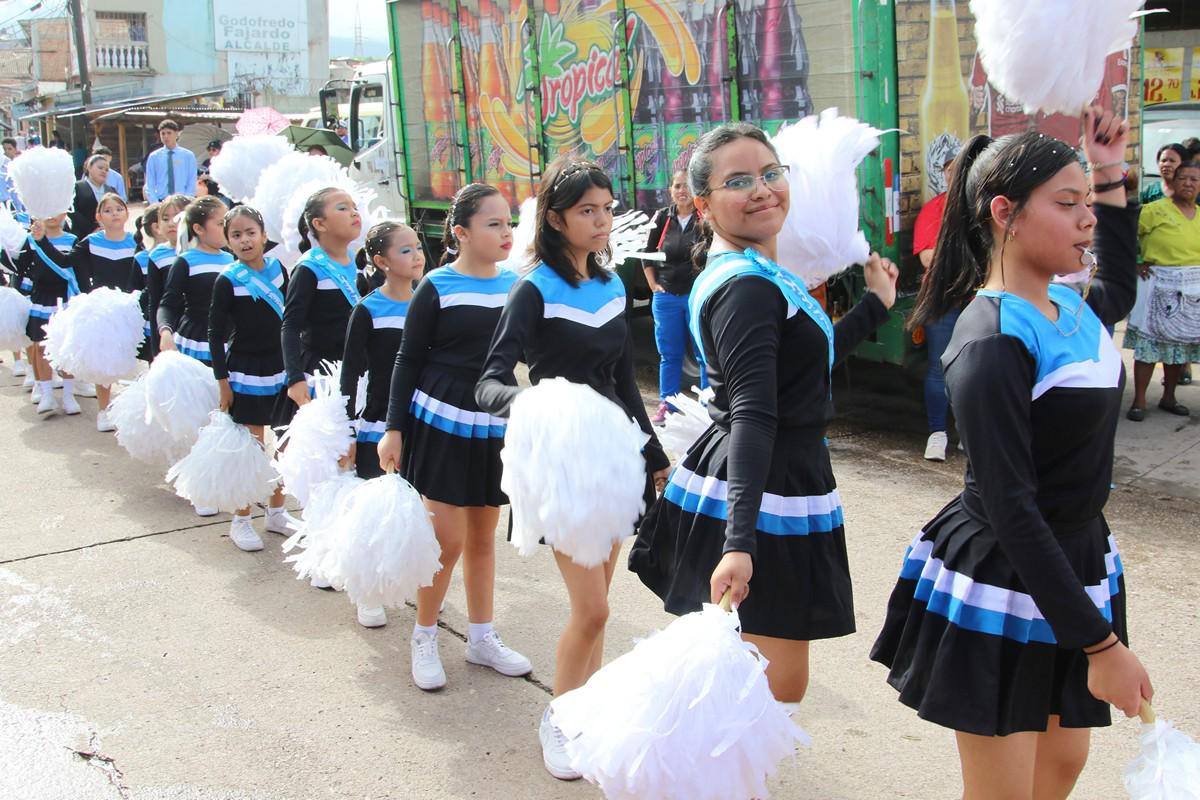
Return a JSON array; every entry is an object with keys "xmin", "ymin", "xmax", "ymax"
[{"xmin": 553, "ymin": 161, "xmax": 601, "ymax": 188}]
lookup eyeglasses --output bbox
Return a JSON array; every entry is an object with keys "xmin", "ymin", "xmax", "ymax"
[{"xmin": 705, "ymin": 165, "xmax": 790, "ymax": 195}]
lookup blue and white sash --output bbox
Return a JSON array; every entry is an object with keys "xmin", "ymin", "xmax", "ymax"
[
  {"xmin": 224, "ymin": 258, "xmax": 285, "ymax": 319},
  {"xmin": 27, "ymin": 235, "xmax": 80, "ymax": 297},
  {"xmin": 689, "ymin": 248, "xmax": 834, "ymax": 389},
  {"xmin": 298, "ymin": 247, "xmax": 359, "ymax": 306}
]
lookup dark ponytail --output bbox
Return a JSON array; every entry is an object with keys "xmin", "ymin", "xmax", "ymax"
[
  {"xmin": 909, "ymin": 131, "xmax": 1078, "ymax": 330},
  {"xmin": 297, "ymin": 187, "xmax": 342, "ymax": 253},
  {"xmin": 440, "ymin": 182, "xmax": 503, "ymax": 266},
  {"xmin": 134, "ymin": 203, "xmax": 159, "ymax": 252}
]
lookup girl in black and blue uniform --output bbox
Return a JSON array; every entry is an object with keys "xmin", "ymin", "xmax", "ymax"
[
  {"xmin": 870, "ymin": 109, "xmax": 1153, "ymax": 798},
  {"xmin": 376, "ymin": 185, "xmax": 529, "ymax": 679},
  {"xmin": 281, "ymin": 188, "xmax": 362, "ymax": 418},
  {"xmin": 69, "ymin": 191, "xmax": 135, "ymax": 429},
  {"xmin": 157, "ymin": 196, "xmax": 233, "ymax": 364},
  {"xmin": 340, "ymin": 221, "xmax": 423, "ymax": 482},
  {"xmin": 207, "ymin": 205, "xmax": 295, "ymax": 551},
  {"xmin": 473, "ymin": 164, "xmax": 669, "ymax": 781},
  {"xmin": 628, "ymin": 123, "xmax": 897, "ymax": 716},
  {"xmin": 144, "ymin": 194, "xmax": 188, "ymax": 360},
  {"xmin": 130, "ymin": 204, "xmax": 159, "ymax": 362}
]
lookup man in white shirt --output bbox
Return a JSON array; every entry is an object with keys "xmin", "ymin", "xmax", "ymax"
[{"xmin": 144, "ymin": 119, "xmax": 197, "ymax": 202}]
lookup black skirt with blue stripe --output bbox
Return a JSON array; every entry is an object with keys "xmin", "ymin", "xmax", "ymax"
[
  {"xmin": 226, "ymin": 350, "xmax": 289, "ymax": 428},
  {"xmin": 869, "ymin": 498, "xmax": 1126, "ymax": 736},
  {"xmin": 401, "ymin": 365, "xmax": 507, "ymax": 508},
  {"xmin": 630, "ymin": 424, "xmax": 854, "ymax": 641}
]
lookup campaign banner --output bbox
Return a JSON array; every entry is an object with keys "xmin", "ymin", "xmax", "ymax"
[{"xmin": 213, "ymin": 0, "xmax": 308, "ymax": 54}]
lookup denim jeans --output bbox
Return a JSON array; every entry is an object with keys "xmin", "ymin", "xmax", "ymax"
[
  {"xmin": 652, "ymin": 290, "xmax": 705, "ymax": 399},
  {"xmin": 924, "ymin": 309, "xmax": 961, "ymax": 433}
]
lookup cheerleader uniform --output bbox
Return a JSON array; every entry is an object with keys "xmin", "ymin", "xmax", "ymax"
[
  {"xmin": 386, "ymin": 266, "xmax": 515, "ymax": 506},
  {"xmin": 870, "ymin": 204, "xmax": 1138, "ymax": 736},
  {"xmin": 19, "ymin": 234, "xmax": 89, "ymax": 342},
  {"xmin": 281, "ymin": 246, "xmax": 359, "ymax": 406},
  {"xmin": 144, "ymin": 243, "xmax": 177, "ymax": 358},
  {"xmin": 208, "ymin": 258, "xmax": 289, "ymax": 427},
  {"xmin": 156, "ymin": 248, "xmax": 235, "ymax": 363},
  {"xmin": 628, "ymin": 248, "xmax": 888, "ymax": 641},
  {"xmin": 13, "ymin": 233, "xmax": 74, "ymax": 298},
  {"xmin": 70, "ymin": 231, "xmax": 137, "ymax": 291},
  {"xmin": 343, "ymin": 288, "xmax": 409, "ymax": 479},
  {"xmin": 129, "ymin": 249, "xmax": 153, "ymax": 361},
  {"xmin": 475, "ymin": 263, "xmax": 668, "ymax": 510}
]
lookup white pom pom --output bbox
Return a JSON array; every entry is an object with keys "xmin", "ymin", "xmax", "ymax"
[
  {"xmin": 658, "ymin": 388, "xmax": 714, "ymax": 459},
  {"xmin": 109, "ymin": 377, "xmax": 189, "ymax": 467},
  {"xmin": 330, "ymin": 473, "xmax": 441, "ymax": 608},
  {"xmin": 498, "ymin": 197, "xmax": 537, "ymax": 273},
  {"xmin": 144, "ymin": 351, "xmax": 220, "ymax": 447},
  {"xmin": 971, "ymin": 0, "xmax": 1144, "ymax": 115},
  {"xmin": 207, "ymin": 135, "xmax": 294, "ymax": 203},
  {"xmin": 282, "ymin": 472, "xmax": 363, "ymax": 586},
  {"xmin": 601, "ymin": 210, "xmax": 655, "ymax": 270},
  {"xmin": 772, "ymin": 109, "xmax": 882, "ymax": 288},
  {"xmin": 0, "ymin": 205, "xmax": 27, "ymax": 256},
  {"xmin": 1124, "ymin": 714, "xmax": 1200, "ymax": 799},
  {"xmin": 166, "ymin": 411, "xmax": 278, "ymax": 512},
  {"xmin": 250, "ymin": 152, "xmax": 342, "ymax": 245},
  {"xmin": 7, "ymin": 146, "xmax": 76, "ymax": 218},
  {"xmin": 43, "ymin": 288, "xmax": 143, "ymax": 384},
  {"xmin": 273, "ymin": 365, "xmax": 354, "ymax": 507},
  {"xmin": 552, "ymin": 603, "xmax": 809, "ymax": 800},
  {"xmin": 277, "ymin": 176, "xmax": 379, "ymax": 268},
  {"xmin": 0, "ymin": 287, "xmax": 31, "ymax": 351},
  {"xmin": 501, "ymin": 378, "xmax": 649, "ymax": 568}
]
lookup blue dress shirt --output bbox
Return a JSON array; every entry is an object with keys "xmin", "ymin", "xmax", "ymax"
[{"xmin": 144, "ymin": 145, "xmax": 197, "ymax": 202}]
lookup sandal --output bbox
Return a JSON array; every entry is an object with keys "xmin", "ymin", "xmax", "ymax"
[
  {"xmin": 1126, "ymin": 406, "xmax": 1145, "ymax": 422},
  {"xmin": 1157, "ymin": 400, "xmax": 1191, "ymax": 417}
]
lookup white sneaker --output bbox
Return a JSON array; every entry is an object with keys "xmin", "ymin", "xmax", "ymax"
[
  {"xmin": 193, "ymin": 505, "xmax": 219, "ymax": 517},
  {"xmin": 51, "ymin": 373, "xmax": 62, "ymax": 388},
  {"xmin": 96, "ymin": 410, "xmax": 115, "ymax": 432},
  {"xmin": 357, "ymin": 605, "xmax": 387, "ymax": 628},
  {"xmin": 229, "ymin": 517, "xmax": 263, "ymax": 552},
  {"xmin": 36, "ymin": 392, "xmax": 58, "ymax": 416},
  {"xmin": 23, "ymin": 371, "xmax": 35, "ymax": 389},
  {"xmin": 466, "ymin": 630, "xmax": 532, "ymax": 677},
  {"xmin": 410, "ymin": 631, "xmax": 447, "ymax": 691},
  {"xmin": 309, "ymin": 572, "xmax": 334, "ymax": 589},
  {"xmin": 11, "ymin": 360, "xmax": 26, "ymax": 377},
  {"xmin": 30, "ymin": 382, "xmax": 42, "ymax": 403},
  {"xmin": 264, "ymin": 509, "xmax": 300, "ymax": 535},
  {"xmin": 61, "ymin": 394, "xmax": 81, "ymax": 415},
  {"xmin": 539, "ymin": 707, "xmax": 581, "ymax": 781},
  {"xmin": 924, "ymin": 431, "xmax": 948, "ymax": 462},
  {"xmin": 73, "ymin": 381, "xmax": 96, "ymax": 397}
]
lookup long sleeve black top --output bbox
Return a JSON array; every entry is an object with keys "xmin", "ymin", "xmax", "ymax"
[
  {"xmin": 475, "ymin": 263, "xmax": 669, "ymax": 473},
  {"xmin": 69, "ymin": 232, "xmax": 137, "ymax": 292},
  {"xmin": 343, "ymin": 288, "xmax": 410, "ymax": 421},
  {"xmin": 696, "ymin": 265, "xmax": 888, "ymax": 557},
  {"xmin": 281, "ymin": 254, "xmax": 357, "ymax": 386},
  {"xmin": 642, "ymin": 207, "xmax": 704, "ymax": 294},
  {"xmin": 385, "ymin": 265, "xmax": 517, "ymax": 431},
  {"xmin": 941, "ymin": 203, "xmax": 1138, "ymax": 649},
  {"xmin": 155, "ymin": 249, "xmax": 234, "ymax": 335},
  {"xmin": 20, "ymin": 233, "xmax": 91, "ymax": 303},
  {"xmin": 207, "ymin": 260, "xmax": 289, "ymax": 381}
]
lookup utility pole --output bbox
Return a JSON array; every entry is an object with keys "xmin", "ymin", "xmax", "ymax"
[
  {"xmin": 67, "ymin": 0, "xmax": 91, "ymax": 106},
  {"xmin": 353, "ymin": 1, "xmax": 364, "ymax": 60}
]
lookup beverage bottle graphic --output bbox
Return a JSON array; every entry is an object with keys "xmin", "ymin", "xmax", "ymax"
[
  {"xmin": 706, "ymin": 0, "xmax": 727, "ymax": 121},
  {"xmin": 786, "ymin": 2, "xmax": 812, "ymax": 118},
  {"xmin": 918, "ymin": 0, "xmax": 970, "ymax": 201},
  {"xmin": 479, "ymin": 0, "xmax": 516, "ymax": 206},
  {"xmin": 424, "ymin": 1, "xmax": 455, "ymax": 199},
  {"xmin": 760, "ymin": 0, "xmax": 784, "ymax": 121}
]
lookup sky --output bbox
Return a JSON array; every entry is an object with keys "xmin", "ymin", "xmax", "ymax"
[{"xmin": 327, "ymin": 0, "xmax": 390, "ymax": 57}]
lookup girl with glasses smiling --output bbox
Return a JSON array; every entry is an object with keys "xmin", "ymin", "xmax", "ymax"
[{"xmin": 630, "ymin": 122, "xmax": 898, "ymax": 707}]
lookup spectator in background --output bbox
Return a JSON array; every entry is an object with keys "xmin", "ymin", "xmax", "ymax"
[
  {"xmin": 70, "ymin": 155, "xmax": 117, "ymax": 237},
  {"xmin": 1140, "ymin": 143, "xmax": 1188, "ymax": 205},
  {"xmin": 336, "ymin": 121, "xmax": 349, "ymax": 145},
  {"xmin": 1183, "ymin": 137, "xmax": 1200, "ymax": 162},
  {"xmin": 307, "ymin": 145, "xmax": 329, "ymax": 157},
  {"xmin": 912, "ymin": 148, "xmax": 960, "ymax": 462},
  {"xmin": 91, "ymin": 146, "xmax": 127, "ymax": 201},
  {"xmin": 143, "ymin": 120, "xmax": 197, "ymax": 202},
  {"xmin": 1125, "ymin": 161, "xmax": 1200, "ymax": 420},
  {"xmin": 0, "ymin": 137, "xmax": 18, "ymax": 208},
  {"xmin": 201, "ymin": 139, "xmax": 222, "ymax": 172},
  {"xmin": 194, "ymin": 175, "xmax": 230, "ymax": 207}
]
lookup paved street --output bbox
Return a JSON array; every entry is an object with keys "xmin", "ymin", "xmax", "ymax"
[{"xmin": 2, "ymin": 336, "xmax": 1198, "ymax": 799}]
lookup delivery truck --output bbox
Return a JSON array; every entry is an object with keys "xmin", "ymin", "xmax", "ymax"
[{"xmin": 331, "ymin": 0, "xmax": 1144, "ymax": 367}]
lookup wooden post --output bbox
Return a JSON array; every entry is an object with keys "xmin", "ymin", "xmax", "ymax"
[{"xmin": 117, "ymin": 123, "xmax": 128, "ymax": 179}]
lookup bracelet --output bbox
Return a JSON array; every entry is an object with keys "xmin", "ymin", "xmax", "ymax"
[
  {"xmin": 1084, "ymin": 638, "xmax": 1120, "ymax": 656},
  {"xmin": 1088, "ymin": 160, "xmax": 1126, "ymax": 172},
  {"xmin": 1092, "ymin": 177, "xmax": 1126, "ymax": 194}
]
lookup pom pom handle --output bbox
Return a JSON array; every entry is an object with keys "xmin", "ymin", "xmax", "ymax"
[
  {"xmin": 1139, "ymin": 700, "xmax": 1156, "ymax": 725},
  {"xmin": 719, "ymin": 590, "xmax": 733, "ymax": 613}
]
